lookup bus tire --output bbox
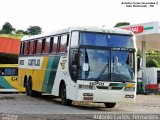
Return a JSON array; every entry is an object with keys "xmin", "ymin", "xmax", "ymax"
[
  {"xmin": 26, "ymin": 78, "xmax": 37, "ymax": 97},
  {"xmin": 104, "ymin": 103, "xmax": 116, "ymax": 108},
  {"xmin": 60, "ymin": 83, "xmax": 72, "ymax": 106},
  {"xmin": 26, "ymin": 78, "xmax": 30, "ymax": 96}
]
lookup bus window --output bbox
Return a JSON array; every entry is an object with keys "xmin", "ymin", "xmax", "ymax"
[
  {"xmin": 71, "ymin": 31, "xmax": 79, "ymax": 47},
  {"xmin": 29, "ymin": 41, "xmax": 34, "ymax": 54},
  {"xmin": 0, "ymin": 68, "xmax": 18, "ymax": 76},
  {"xmin": 23, "ymin": 41, "xmax": 29, "ymax": 55},
  {"xmin": 41, "ymin": 39, "xmax": 46, "ymax": 53},
  {"xmin": 0, "ymin": 68, "xmax": 5, "ymax": 75},
  {"xmin": 44, "ymin": 38, "xmax": 50, "ymax": 53},
  {"xmin": 36, "ymin": 39, "xmax": 42, "ymax": 54},
  {"xmin": 49, "ymin": 37, "xmax": 53, "ymax": 53},
  {"xmin": 20, "ymin": 42, "xmax": 24, "ymax": 55},
  {"xmin": 60, "ymin": 34, "xmax": 68, "ymax": 52},
  {"xmin": 51, "ymin": 36, "xmax": 58, "ymax": 53},
  {"xmin": 27, "ymin": 41, "xmax": 30, "ymax": 53}
]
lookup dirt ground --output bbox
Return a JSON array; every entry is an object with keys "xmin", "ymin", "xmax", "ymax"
[{"xmin": 0, "ymin": 94, "xmax": 160, "ymax": 120}]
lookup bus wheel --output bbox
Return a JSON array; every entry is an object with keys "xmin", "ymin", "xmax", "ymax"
[
  {"xmin": 60, "ymin": 84, "xmax": 72, "ymax": 106},
  {"xmin": 104, "ymin": 103, "xmax": 116, "ymax": 108},
  {"xmin": 26, "ymin": 80, "xmax": 30, "ymax": 96},
  {"xmin": 26, "ymin": 78, "xmax": 37, "ymax": 97},
  {"xmin": 26, "ymin": 79, "xmax": 32, "ymax": 96}
]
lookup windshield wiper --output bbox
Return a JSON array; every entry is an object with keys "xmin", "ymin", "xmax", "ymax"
[{"xmin": 96, "ymin": 63, "xmax": 109, "ymax": 81}]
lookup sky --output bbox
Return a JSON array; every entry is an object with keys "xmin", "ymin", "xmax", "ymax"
[{"xmin": 0, "ymin": 0, "xmax": 159, "ymax": 33}]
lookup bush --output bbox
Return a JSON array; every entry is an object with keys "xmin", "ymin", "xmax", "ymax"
[{"xmin": 146, "ymin": 59, "xmax": 159, "ymax": 67}]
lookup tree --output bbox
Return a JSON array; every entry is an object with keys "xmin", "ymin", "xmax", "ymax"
[
  {"xmin": 114, "ymin": 22, "xmax": 130, "ymax": 27},
  {"xmin": 146, "ymin": 59, "xmax": 159, "ymax": 67},
  {"xmin": 27, "ymin": 26, "xmax": 42, "ymax": 35},
  {"xmin": 0, "ymin": 30, "xmax": 3, "ymax": 34},
  {"xmin": 16, "ymin": 30, "xmax": 28, "ymax": 35},
  {"xmin": 1, "ymin": 22, "xmax": 15, "ymax": 34}
]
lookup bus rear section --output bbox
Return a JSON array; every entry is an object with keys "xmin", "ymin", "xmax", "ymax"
[{"xmin": 0, "ymin": 64, "xmax": 25, "ymax": 92}]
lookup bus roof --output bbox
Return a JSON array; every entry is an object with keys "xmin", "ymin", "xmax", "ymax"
[
  {"xmin": 21, "ymin": 26, "xmax": 133, "ymax": 41},
  {"xmin": 0, "ymin": 64, "xmax": 18, "ymax": 68}
]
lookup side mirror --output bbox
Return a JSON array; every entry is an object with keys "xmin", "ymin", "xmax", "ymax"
[
  {"xmin": 72, "ymin": 50, "xmax": 79, "ymax": 65},
  {"xmin": 72, "ymin": 65, "xmax": 77, "ymax": 71}
]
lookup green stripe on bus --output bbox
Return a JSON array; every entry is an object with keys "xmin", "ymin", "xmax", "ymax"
[
  {"xmin": 42, "ymin": 57, "xmax": 54, "ymax": 92},
  {"xmin": 109, "ymin": 83, "xmax": 125, "ymax": 87},
  {"xmin": 42, "ymin": 56, "xmax": 60, "ymax": 93},
  {"xmin": 144, "ymin": 26, "xmax": 153, "ymax": 30},
  {"xmin": 0, "ymin": 77, "xmax": 14, "ymax": 89},
  {"xmin": 46, "ymin": 56, "xmax": 60, "ymax": 93}
]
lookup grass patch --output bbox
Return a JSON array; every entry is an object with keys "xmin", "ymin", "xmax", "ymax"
[{"xmin": 0, "ymin": 34, "xmax": 25, "ymax": 39}]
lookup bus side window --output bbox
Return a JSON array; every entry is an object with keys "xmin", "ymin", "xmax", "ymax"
[
  {"xmin": 71, "ymin": 32, "xmax": 79, "ymax": 47},
  {"xmin": 59, "ymin": 34, "xmax": 68, "ymax": 52},
  {"xmin": 41, "ymin": 38, "xmax": 46, "ymax": 53},
  {"xmin": 1, "ymin": 68, "xmax": 18, "ymax": 76},
  {"xmin": 51, "ymin": 36, "xmax": 58, "ymax": 53},
  {"xmin": 27, "ymin": 41, "xmax": 30, "ymax": 54},
  {"xmin": 36, "ymin": 39, "xmax": 42, "ymax": 54},
  {"xmin": 44, "ymin": 38, "xmax": 50, "ymax": 53},
  {"xmin": 29, "ymin": 41, "xmax": 34, "ymax": 54},
  {"xmin": 10, "ymin": 68, "xmax": 18, "ymax": 76},
  {"xmin": 23, "ymin": 41, "xmax": 29, "ymax": 55},
  {"xmin": 15, "ymin": 68, "xmax": 18, "ymax": 76},
  {"xmin": 34, "ymin": 40, "xmax": 37, "ymax": 54},
  {"xmin": 20, "ymin": 42, "xmax": 24, "ymax": 55},
  {"xmin": 49, "ymin": 37, "xmax": 53, "ymax": 53},
  {"xmin": 0, "ymin": 68, "xmax": 3, "ymax": 76}
]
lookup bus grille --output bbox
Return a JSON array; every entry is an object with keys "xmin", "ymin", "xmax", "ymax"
[{"xmin": 96, "ymin": 86, "xmax": 123, "ymax": 90}]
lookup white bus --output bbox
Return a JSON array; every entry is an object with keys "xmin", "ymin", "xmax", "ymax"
[{"xmin": 18, "ymin": 26, "xmax": 137, "ymax": 108}]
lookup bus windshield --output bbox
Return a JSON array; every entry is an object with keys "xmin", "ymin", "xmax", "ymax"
[
  {"xmin": 80, "ymin": 32, "xmax": 134, "ymax": 48},
  {"xmin": 77, "ymin": 49, "xmax": 135, "ymax": 82},
  {"xmin": 111, "ymin": 50, "xmax": 135, "ymax": 82}
]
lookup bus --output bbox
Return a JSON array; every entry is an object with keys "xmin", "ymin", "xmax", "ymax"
[
  {"xmin": 0, "ymin": 64, "xmax": 25, "ymax": 92},
  {"xmin": 18, "ymin": 26, "xmax": 137, "ymax": 108}
]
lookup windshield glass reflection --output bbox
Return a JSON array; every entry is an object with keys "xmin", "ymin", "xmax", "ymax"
[{"xmin": 77, "ymin": 49, "xmax": 135, "ymax": 82}]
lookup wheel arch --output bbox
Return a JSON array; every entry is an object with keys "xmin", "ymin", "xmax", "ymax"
[{"xmin": 23, "ymin": 75, "xmax": 32, "ymax": 87}]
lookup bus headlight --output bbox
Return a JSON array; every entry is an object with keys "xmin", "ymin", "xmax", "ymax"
[
  {"xmin": 78, "ymin": 84, "xmax": 95, "ymax": 90},
  {"xmin": 124, "ymin": 87, "xmax": 135, "ymax": 91}
]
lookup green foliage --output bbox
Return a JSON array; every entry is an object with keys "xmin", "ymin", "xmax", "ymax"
[
  {"xmin": 1, "ymin": 22, "xmax": 15, "ymax": 34},
  {"xmin": 0, "ymin": 22, "xmax": 42, "ymax": 39},
  {"xmin": 146, "ymin": 50, "xmax": 160, "ymax": 56},
  {"xmin": 114, "ymin": 22, "xmax": 130, "ymax": 27},
  {"xmin": 27, "ymin": 26, "xmax": 42, "ymax": 35},
  {"xmin": 0, "ymin": 34, "xmax": 24, "ymax": 39},
  {"xmin": 146, "ymin": 59, "xmax": 159, "ymax": 67},
  {"xmin": 138, "ymin": 50, "xmax": 160, "ymax": 68},
  {"xmin": 16, "ymin": 30, "xmax": 28, "ymax": 35},
  {"xmin": 137, "ymin": 49, "xmax": 142, "ymax": 57}
]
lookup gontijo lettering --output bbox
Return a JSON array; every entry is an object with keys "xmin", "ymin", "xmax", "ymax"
[{"xmin": 28, "ymin": 59, "xmax": 40, "ymax": 66}]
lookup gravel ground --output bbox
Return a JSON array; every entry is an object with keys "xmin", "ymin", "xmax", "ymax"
[{"xmin": 0, "ymin": 94, "xmax": 160, "ymax": 120}]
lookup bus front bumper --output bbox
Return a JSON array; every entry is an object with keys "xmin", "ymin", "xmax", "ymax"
[{"xmin": 76, "ymin": 90, "xmax": 136, "ymax": 103}]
